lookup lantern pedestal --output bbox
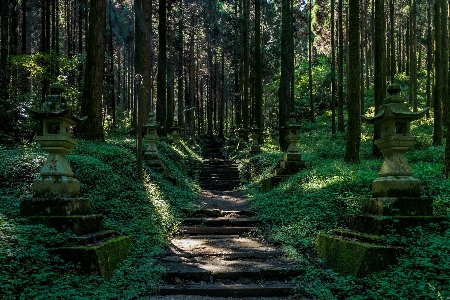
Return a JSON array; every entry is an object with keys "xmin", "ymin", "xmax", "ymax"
[
  {"xmin": 143, "ymin": 112, "xmax": 165, "ymax": 172},
  {"xmin": 316, "ymin": 84, "xmax": 447, "ymax": 277},
  {"xmin": 247, "ymin": 124, "xmax": 261, "ymax": 156},
  {"xmin": 21, "ymin": 83, "xmax": 131, "ymax": 279}
]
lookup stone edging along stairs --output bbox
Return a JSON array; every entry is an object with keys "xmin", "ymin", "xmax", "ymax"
[{"xmin": 156, "ymin": 141, "xmax": 302, "ymax": 298}]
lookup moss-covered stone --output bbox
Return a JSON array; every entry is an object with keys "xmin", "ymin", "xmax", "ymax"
[
  {"xmin": 361, "ymin": 197, "xmax": 433, "ymax": 216},
  {"xmin": 54, "ymin": 235, "xmax": 132, "ymax": 279},
  {"xmin": 332, "ymin": 229, "xmax": 384, "ymax": 244},
  {"xmin": 316, "ymin": 233, "xmax": 402, "ymax": 277},
  {"xmin": 349, "ymin": 215, "xmax": 449, "ymax": 235},
  {"xmin": 20, "ymin": 197, "xmax": 91, "ymax": 216},
  {"xmin": 27, "ymin": 214, "xmax": 103, "ymax": 235}
]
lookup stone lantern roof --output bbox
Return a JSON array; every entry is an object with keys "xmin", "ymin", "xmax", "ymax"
[
  {"xmin": 362, "ymin": 84, "xmax": 429, "ymax": 125},
  {"xmin": 26, "ymin": 82, "xmax": 86, "ymax": 125}
]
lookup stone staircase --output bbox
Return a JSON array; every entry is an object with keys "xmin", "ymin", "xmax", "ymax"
[{"xmin": 155, "ymin": 141, "xmax": 302, "ymax": 298}]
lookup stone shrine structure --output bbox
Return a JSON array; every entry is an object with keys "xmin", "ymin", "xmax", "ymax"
[
  {"xmin": 143, "ymin": 112, "xmax": 165, "ymax": 172},
  {"xmin": 21, "ymin": 83, "xmax": 131, "ymax": 279},
  {"xmin": 316, "ymin": 84, "xmax": 446, "ymax": 276},
  {"xmin": 247, "ymin": 124, "xmax": 261, "ymax": 156},
  {"xmin": 262, "ymin": 114, "xmax": 305, "ymax": 191}
]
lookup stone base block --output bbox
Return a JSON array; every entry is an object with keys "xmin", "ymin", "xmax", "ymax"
[
  {"xmin": 261, "ymin": 176, "xmax": 289, "ymax": 191},
  {"xmin": 361, "ymin": 197, "xmax": 433, "ymax": 216},
  {"xmin": 54, "ymin": 235, "xmax": 132, "ymax": 279},
  {"xmin": 372, "ymin": 176, "xmax": 421, "ymax": 197},
  {"xmin": 20, "ymin": 197, "xmax": 91, "ymax": 216},
  {"xmin": 33, "ymin": 176, "xmax": 80, "ymax": 197},
  {"xmin": 144, "ymin": 152, "xmax": 161, "ymax": 160},
  {"xmin": 284, "ymin": 153, "xmax": 302, "ymax": 161},
  {"xmin": 316, "ymin": 232, "xmax": 401, "ymax": 277},
  {"xmin": 27, "ymin": 214, "xmax": 103, "ymax": 235},
  {"xmin": 349, "ymin": 215, "xmax": 448, "ymax": 236}
]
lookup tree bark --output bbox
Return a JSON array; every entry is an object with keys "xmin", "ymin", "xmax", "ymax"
[
  {"xmin": 308, "ymin": 0, "xmax": 315, "ymax": 123},
  {"xmin": 344, "ymin": 0, "xmax": 361, "ymax": 163},
  {"xmin": 254, "ymin": 0, "xmax": 263, "ymax": 142},
  {"xmin": 337, "ymin": 0, "xmax": 344, "ymax": 132},
  {"xmin": 433, "ymin": 0, "xmax": 442, "ymax": 146},
  {"xmin": 80, "ymin": 0, "xmax": 107, "ymax": 140},
  {"xmin": 156, "ymin": 0, "xmax": 167, "ymax": 133},
  {"xmin": 331, "ymin": 0, "xmax": 336, "ymax": 134}
]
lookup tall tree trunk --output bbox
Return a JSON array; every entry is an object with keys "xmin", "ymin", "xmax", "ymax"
[
  {"xmin": 156, "ymin": 0, "xmax": 167, "ymax": 133},
  {"xmin": 219, "ymin": 49, "xmax": 225, "ymax": 139},
  {"xmin": 426, "ymin": 2, "xmax": 432, "ymax": 119},
  {"xmin": 410, "ymin": 0, "xmax": 418, "ymax": 112},
  {"xmin": 167, "ymin": 56, "xmax": 174, "ymax": 129},
  {"xmin": 389, "ymin": 0, "xmax": 395, "ymax": 83},
  {"xmin": 331, "ymin": 0, "xmax": 336, "ymax": 134},
  {"xmin": 308, "ymin": 0, "xmax": 315, "ymax": 123},
  {"xmin": 279, "ymin": 0, "xmax": 292, "ymax": 151},
  {"xmin": 337, "ymin": 0, "xmax": 344, "ymax": 132},
  {"xmin": 440, "ymin": 0, "xmax": 448, "ymax": 120},
  {"xmin": 242, "ymin": 0, "xmax": 250, "ymax": 136},
  {"xmin": 344, "ymin": 0, "xmax": 361, "ymax": 163},
  {"xmin": 177, "ymin": 0, "xmax": 184, "ymax": 127},
  {"xmin": 433, "ymin": 0, "xmax": 442, "ymax": 146},
  {"xmin": 372, "ymin": 0, "xmax": 385, "ymax": 157},
  {"xmin": 254, "ymin": 0, "xmax": 263, "ymax": 142},
  {"xmin": 187, "ymin": 27, "xmax": 195, "ymax": 137},
  {"xmin": 80, "ymin": 0, "xmax": 107, "ymax": 140}
]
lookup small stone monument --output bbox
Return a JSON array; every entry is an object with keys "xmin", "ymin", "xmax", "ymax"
[
  {"xmin": 248, "ymin": 124, "xmax": 261, "ymax": 156},
  {"xmin": 236, "ymin": 126, "xmax": 247, "ymax": 150},
  {"xmin": 262, "ymin": 114, "xmax": 305, "ymax": 191},
  {"xmin": 316, "ymin": 84, "xmax": 446, "ymax": 277},
  {"xmin": 22, "ymin": 83, "xmax": 131, "ymax": 279},
  {"xmin": 171, "ymin": 119, "xmax": 181, "ymax": 146},
  {"xmin": 274, "ymin": 114, "xmax": 305, "ymax": 176},
  {"xmin": 143, "ymin": 112, "xmax": 165, "ymax": 172}
]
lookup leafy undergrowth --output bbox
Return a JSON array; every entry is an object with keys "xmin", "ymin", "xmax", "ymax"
[
  {"xmin": 238, "ymin": 113, "xmax": 450, "ymax": 299},
  {"xmin": 0, "ymin": 137, "xmax": 201, "ymax": 299}
]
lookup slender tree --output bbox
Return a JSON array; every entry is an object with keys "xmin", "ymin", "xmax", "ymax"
[
  {"xmin": 80, "ymin": 0, "xmax": 107, "ymax": 140},
  {"xmin": 156, "ymin": 0, "xmax": 167, "ymax": 133},
  {"xmin": 344, "ymin": 0, "xmax": 361, "ymax": 163},
  {"xmin": 308, "ymin": 0, "xmax": 315, "ymax": 123},
  {"xmin": 279, "ymin": 0, "xmax": 292, "ymax": 151},
  {"xmin": 433, "ymin": 0, "xmax": 442, "ymax": 146},
  {"xmin": 372, "ymin": 0, "xmax": 385, "ymax": 157},
  {"xmin": 331, "ymin": 0, "xmax": 336, "ymax": 134},
  {"xmin": 254, "ymin": 0, "xmax": 263, "ymax": 142},
  {"xmin": 337, "ymin": 0, "xmax": 344, "ymax": 132}
]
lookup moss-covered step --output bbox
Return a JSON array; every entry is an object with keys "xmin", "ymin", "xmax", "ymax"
[
  {"xmin": 20, "ymin": 197, "xmax": 91, "ymax": 216},
  {"xmin": 361, "ymin": 197, "xmax": 433, "ymax": 216},
  {"xmin": 54, "ymin": 235, "xmax": 132, "ymax": 279},
  {"xmin": 349, "ymin": 215, "xmax": 449, "ymax": 235},
  {"xmin": 261, "ymin": 175, "xmax": 289, "ymax": 192},
  {"xmin": 27, "ymin": 214, "xmax": 103, "ymax": 235},
  {"xmin": 316, "ymin": 232, "xmax": 402, "ymax": 277}
]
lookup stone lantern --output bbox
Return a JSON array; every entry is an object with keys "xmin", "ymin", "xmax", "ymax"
[
  {"xmin": 171, "ymin": 119, "xmax": 181, "ymax": 145},
  {"xmin": 315, "ymin": 84, "xmax": 447, "ymax": 277},
  {"xmin": 26, "ymin": 82, "xmax": 86, "ymax": 198},
  {"xmin": 248, "ymin": 124, "xmax": 261, "ymax": 156},
  {"xmin": 362, "ymin": 84, "xmax": 429, "ymax": 197},
  {"xmin": 22, "ymin": 83, "xmax": 131, "ymax": 279},
  {"xmin": 274, "ymin": 114, "xmax": 305, "ymax": 175},
  {"xmin": 143, "ymin": 112, "xmax": 164, "ymax": 171},
  {"xmin": 236, "ymin": 126, "xmax": 247, "ymax": 150}
]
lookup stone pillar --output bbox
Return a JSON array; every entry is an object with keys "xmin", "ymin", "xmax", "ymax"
[
  {"xmin": 143, "ymin": 112, "xmax": 165, "ymax": 172},
  {"xmin": 171, "ymin": 120, "xmax": 181, "ymax": 146},
  {"xmin": 316, "ymin": 84, "xmax": 446, "ymax": 277},
  {"xmin": 21, "ymin": 83, "xmax": 131, "ymax": 279},
  {"xmin": 248, "ymin": 124, "xmax": 261, "ymax": 156}
]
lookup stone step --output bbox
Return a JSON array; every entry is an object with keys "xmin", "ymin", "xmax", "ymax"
[
  {"xmin": 165, "ymin": 236, "xmax": 283, "ymax": 259},
  {"xmin": 157, "ymin": 283, "xmax": 299, "ymax": 297},
  {"xmin": 191, "ymin": 209, "xmax": 255, "ymax": 218},
  {"xmin": 182, "ymin": 226, "xmax": 257, "ymax": 235},
  {"xmin": 161, "ymin": 258, "xmax": 302, "ymax": 282},
  {"xmin": 181, "ymin": 217, "xmax": 259, "ymax": 227}
]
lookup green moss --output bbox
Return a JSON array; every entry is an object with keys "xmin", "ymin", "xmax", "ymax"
[
  {"xmin": 316, "ymin": 233, "xmax": 401, "ymax": 277},
  {"xmin": 55, "ymin": 235, "xmax": 132, "ymax": 280}
]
